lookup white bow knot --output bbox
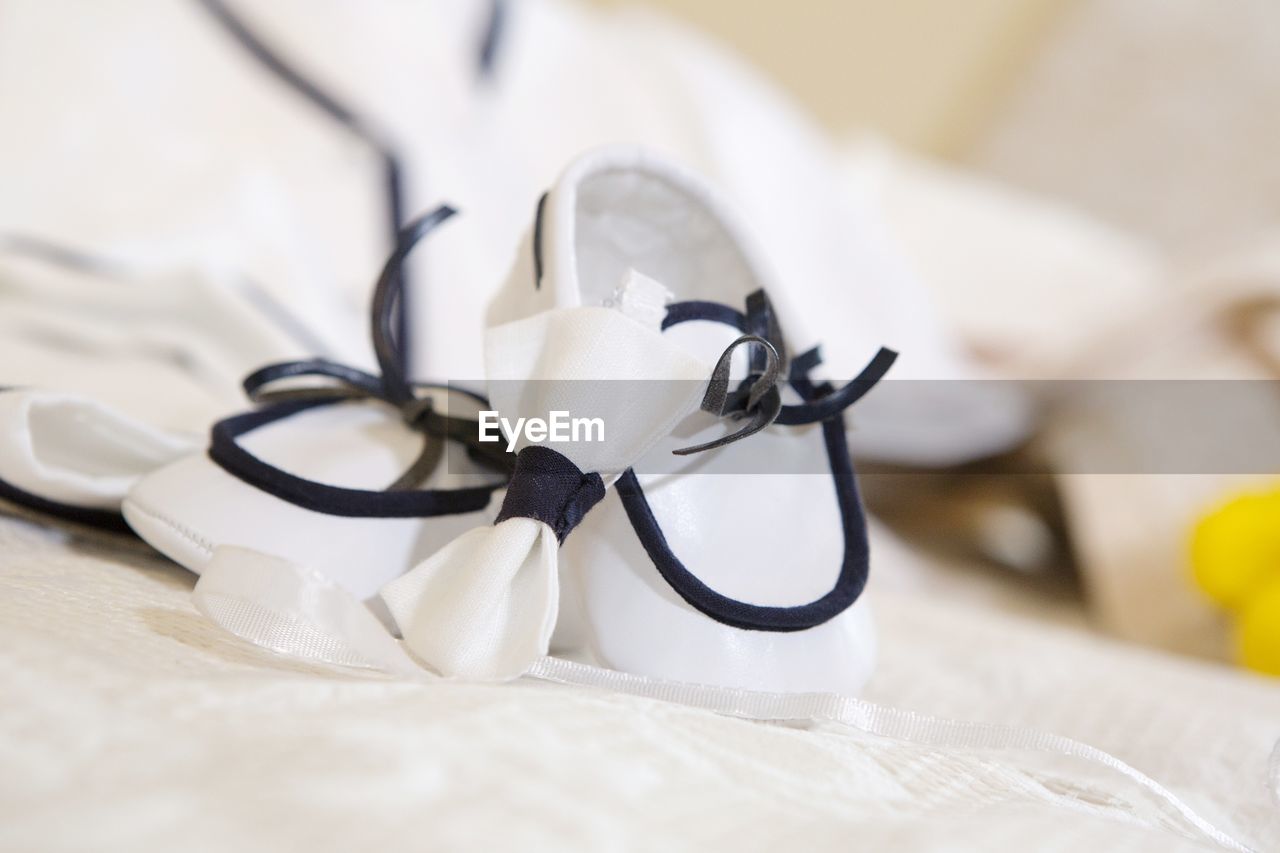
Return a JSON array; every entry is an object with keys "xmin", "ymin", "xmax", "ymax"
[{"xmin": 381, "ymin": 274, "xmax": 711, "ymax": 679}]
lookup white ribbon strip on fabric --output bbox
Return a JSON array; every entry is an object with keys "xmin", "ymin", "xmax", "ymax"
[
  {"xmin": 381, "ymin": 271, "xmax": 709, "ymax": 681},
  {"xmin": 194, "ymin": 547, "xmax": 426, "ymax": 677},
  {"xmin": 528, "ymin": 657, "xmax": 1254, "ymax": 853},
  {"xmin": 0, "ymin": 389, "xmax": 197, "ymax": 509},
  {"xmin": 193, "ymin": 545, "xmax": 1255, "ymax": 853},
  {"xmin": 1269, "ymin": 738, "xmax": 1280, "ymax": 807}
]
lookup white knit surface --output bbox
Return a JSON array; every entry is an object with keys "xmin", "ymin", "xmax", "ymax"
[{"xmin": 1, "ymin": 512, "xmax": 1275, "ymax": 852}]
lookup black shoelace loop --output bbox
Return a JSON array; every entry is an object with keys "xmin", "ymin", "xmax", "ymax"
[
  {"xmin": 665, "ymin": 289, "xmax": 897, "ymax": 455},
  {"xmin": 672, "ymin": 334, "xmax": 783, "ymax": 456},
  {"xmin": 241, "ymin": 206, "xmax": 514, "ymax": 488}
]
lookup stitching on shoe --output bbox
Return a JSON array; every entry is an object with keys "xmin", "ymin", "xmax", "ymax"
[{"xmin": 122, "ymin": 498, "xmax": 215, "ymax": 557}]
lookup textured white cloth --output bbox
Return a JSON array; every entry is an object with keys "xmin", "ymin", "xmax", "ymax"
[
  {"xmin": 3, "ymin": 514, "xmax": 1276, "ymax": 852},
  {"xmin": 0, "ymin": 245, "xmax": 306, "ymax": 432},
  {"xmin": 189, "ymin": 541, "xmax": 1258, "ymax": 851}
]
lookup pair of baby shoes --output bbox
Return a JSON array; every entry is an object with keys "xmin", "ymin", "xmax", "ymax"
[{"xmin": 119, "ymin": 146, "xmax": 903, "ymax": 693}]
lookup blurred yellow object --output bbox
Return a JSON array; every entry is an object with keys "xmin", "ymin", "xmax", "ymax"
[
  {"xmin": 1191, "ymin": 488, "xmax": 1280, "ymax": 675},
  {"xmin": 1238, "ymin": 577, "xmax": 1280, "ymax": 676},
  {"xmin": 1190, "ymin": 490, "xmax": 1280, "ymax": 609}
]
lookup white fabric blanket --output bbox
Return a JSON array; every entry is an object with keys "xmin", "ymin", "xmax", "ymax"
[{"xmin": 1, "ymin": 512, "xmax": 1275, "ymax": 852}]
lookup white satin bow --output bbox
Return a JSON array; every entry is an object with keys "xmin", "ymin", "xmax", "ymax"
[{"xmin": 382, "ymin": 271, "xmax": 709, "ymax": 680}]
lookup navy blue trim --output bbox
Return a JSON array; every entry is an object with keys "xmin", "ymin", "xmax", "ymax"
[
  {"xmin": 745, "ymin": 289, "xmax": 786, "ymax": 376},
  {"xmin": 789, "ymin": 345, "xmax": 823, "ymax": 380},
  {"xmin": 208, "ymin": 396, "xmax": 501, "ymax": 518},
  {"xmin": 195, "ymin": 0, "xmax": 414, "ymax": 371},
  {"xmin": 0, "ymin": 475, "xmax": 132, "ymax": 534},
  {"xmin": 211, "ymin": 205, "xmax": 506, "ymax": 516},
  {"xmin": 532, "ymin": 192, "xmax": 548, "ymax": 288},
  {"xmin": 773, "ymin": 347, "xmax": 896, "ymax": 426},
  {"xmin": 615, "ymin": 290, "xmax": 891, "ymax": 632},
  {"xmin": 242, "ymin": 207, "xmax": 456, "ymax": 410},
  {"xmin": 0, "ymin": 387, "xmax": 130, "ymax": 532},
  {"xmin": 494, "ymin": 446, "xmax": 604, "ymax": 543},
  {"xmin": 476, "ymin": 0, "xmax": 508, "ymax": 79},
  {"xmin": 662, "ymin": 300, "xmax": 746, "ymax": 332},
  {"xmin": 615, "ymin": 405, "xmax": 868, "ymax": 633},
  {"xmin": 368, "ymin": 206, "xmax": 458, "ymax": 405},
  {"xmin": 663, "ymin": 296, "xmax": 897, "ymax": 427}
]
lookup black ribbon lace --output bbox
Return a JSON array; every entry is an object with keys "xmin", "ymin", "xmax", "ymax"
[
  {"xmin": 665, "ymin": 290, "xmax": 896, "ymax": 455},
  {"xmin": 208, "ymin": 206, "xmax": 512, "ymax": 517}
]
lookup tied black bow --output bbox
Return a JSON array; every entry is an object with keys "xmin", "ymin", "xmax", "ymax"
[
  {"xmin": 672, "ymin": 333, "xmax": 783, "ymax": 456},
  {"xmin": 243, "ymin": 206, "xmax": 514, "ymax": 489},
  {"xmin": 664, "ymin": 289, "xmax": 898, "ymax": 455}
]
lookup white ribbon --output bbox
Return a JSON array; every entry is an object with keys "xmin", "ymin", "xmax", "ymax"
[
  {"xmin": 381, "ymin": 518, "xmax": 559, "ymax": 680},
  {"xmin": 193, "ymin": 547, "xmax": 425, "ymax": 676},
  {"xmin": 1270, "ymin": 738, "xmax": 1280, "ymax": 807},
  {"xmin": 192, "ymin": 544, "xmax": 1255, "ymax": 853},
  {"xmin": 380, "ymin": 271, "xmax": 709, "ymax": 680}
]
